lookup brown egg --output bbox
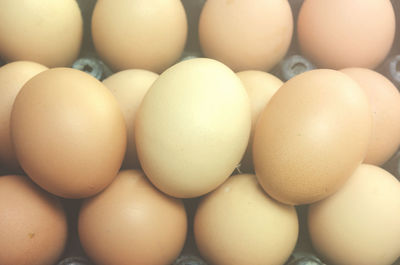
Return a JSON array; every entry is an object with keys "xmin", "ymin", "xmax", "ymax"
[
  {"xmin": 135, "ymin": 58, "xmax": 251, "ymax": 198},
  {"xmin": 308, "ymin": 164, "xmax": 400, "ymax": 265},
  {"xmin": 0, "ymin": 0, "xmax": 82, "ymax": 67},
  {"xmin": 0, "ymin": 61, "xmax": 48, "ymax": 170},
  {"xmin": 79, "ymin": 170, "xmax": 187, "ymax": 265},
  {"xmin": 297, "ymin": 0, "xmax": 395, "ymax": 69},
  {"xmin": 103, "ymin": 69, "xmax": 159, "ymax": 169},
  {"xmin": 0, "ymin": 175, "xmax": 67, "ymax": 265},
  {"xmin": 341, "ymin": 68, "xmax": 400, "ymax": 166},
  {"xmin": 236, "ymin": 70, "xmax": 283, "ymax": 173},
  {"xmin": 194, "ymin": 174, "xmax": 298, "ymax": 265},
  {"xmin": 198, "ymin": 0, "xmax": 293, "ymax": 72},
  {"xmin": 253, "ymin": 69, "xmax": 372, "ymax": 205},
  {"xmin": 92, "ymin": 0, "xmax": 187, "ymax": 73},
  {"xmin": 10, "ymin": 68, "xmax": 126, "ymax": 198}
]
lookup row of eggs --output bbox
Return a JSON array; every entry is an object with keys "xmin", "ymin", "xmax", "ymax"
[
  {"xmin": 0, "ymin": 56, "xmax": 400, "ymax": 265},
  {"xmin": 0, "ymin": 0, "xmax": 397, "ymax": 72}
]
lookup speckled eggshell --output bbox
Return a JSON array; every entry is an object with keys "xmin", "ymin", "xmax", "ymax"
[
  {"xmin": 253, "ymin": 69, "xmax": 372, "ymax": 205},
  {"xmin": 0, "ymin": 175, "xmax": 67, "ymax": 265}
]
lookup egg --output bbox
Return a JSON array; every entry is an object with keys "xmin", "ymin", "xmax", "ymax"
[
  {"xmin": 0, "ymin": 175, "xmax": 67, "ymax": 265},
  {"xmin": 308, "ymin": 164, "xmax": 400, "ymax": 265},
  {"xmin": 253, "ymin": 69, "xmax": 372, "ymax": 205},
  {"xmin": 10, "ymin": 68, "xmax": 126, "ymax": 198},
  {"xmin": 103, "ymin": 69, "xmax": 159, "ymax": 169},
  {"xmin": 135, "ymin": 58, "xmax": 251, "ymax": 198},
  {"xmin": 341, "ymin": 68, "xmax": 400, "ymax": 166},
  {"xmin": 297, "ymin": 0, "xmax": 395, "ymax": 69},
  {"xmin": 79, "ymin": 170, "xmax": 187, "ymax": 265},
  {"xmin": 91, "ymin": 0, "xmax": 187, "ymax": 73},
  {"xmin": 194, "ymin": 174, "xmax": 298, "ymax": 265},
  {"xmin": 198, "ymin": 0, "xmax": 293, "ymax": 72},
  {"xmin": 0, "ymin": 61, "xmax": 48, "ymax": 171},
  {"xmin": 236, "ymin": 70, "xmax": 283, "ymax": 173},
  {"xmin": 0, "ymin": 0, "xmax": 83, "ymax": 67}
]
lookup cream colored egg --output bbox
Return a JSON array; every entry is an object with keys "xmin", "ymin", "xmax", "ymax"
[
  {"xmin": 309, "ymin": 164, "xmax": 400, "ymax": 265},
  {"xmin": 92, "ymin": 0, "xmax": 187, "ymax": 73},
  {"xmin": 236, "ymin": 70, "xmax": 283, "ymax": 173},
  {"xmin": 0, "ymin": 0, "xmax": 82, "ymax": 67},
  {"xmin": 135, "ymin": 58, "xmax": 251, "ymax": 198},
  {"xmin": 103, "ymin": 69, "xmax": 159, "ymax": 169},
  {"xmin": 0, "ymin": 61, "xmax": 48, "ymax": 170},
  {"xmin": 194, "ymin": 174, "xmax": 298, "ymax": 265}
]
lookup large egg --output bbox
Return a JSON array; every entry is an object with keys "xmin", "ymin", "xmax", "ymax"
[
  {"xmin": 236, "ymin": 70, "xmax": 283, "ymax": 173},
  {"xmin": 10, "ymin": 68, "xmax": 126, "ymax": 198},
  {"xmin": 341, "ymin": 68, "xmax": 400, "ymax": 166},
  {"xmin": 297, "ymin": 0, "xmax": 395, "ymax": 69},
  {"xmin": 79, "ymin": 170, "xmax": 187, "ymax": 265},
  {"xmin": 0, "ymin": 175, "xmax": 67, "ymax": 265},
  {"xmin": 199, "ymin": 0, "xmax": 293, "ymax": 72},
  {"xmin": 0, "ymin": 0, "xmax": 82, "ymax": 67},
  {"xmin": 92, "ymin": 0, "xmax": 187, "ymax": 73},
  {"xmin": 0, "ymin": 61, "xmax": 48, "ymax": 171},
  {"xmin": 194, "ymin": 174, "xmax": 298, "ymax": 265},
  {"xmin": 253, "ymin": 69, "xmax": 372, "ymax": 205},
  {"xmin": 103, "ymin": 69, "xmax": 159, "ymax": 169},
  {"xmin": 308, "ymin": 164, "xmax": 400, "ymax": 265},
  {"xmin": 135, "ymin": 58, "xmax": 251, "ymax": 198}
]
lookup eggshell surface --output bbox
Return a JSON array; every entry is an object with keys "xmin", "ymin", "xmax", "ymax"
[
  {"xmin": 10, "ymin": 68, "xmax": 126, "ymax": 198},
  {"xmin": 253, "ymin": 69, "xmax": 372, "ymax": 205},
  {"xmin": 341, "ymin": 68, "xmax": 400, "ymax": 166},
  {"xmin": 199, "ymin": 0, "xmax": 293, "ymax": 72},
  {"xmin": 0, "ymin": 0, "xmax": 83, "ymax": 67},
  {"xmin": 308, "ymin": 164, "xmax": 400, "ymax": 265},
  {"xmin": 236, "ymin": 70, "xmax": 283, "ymax": 173},
  {"xmin": 0, "ymin": 175, "xmax": 67, "ymax": 265},
  {"xmin": 135, "ymin": 58, "xmax": 251, "ymax": 198},
  {"xmin": 79, "ymin": 170, "xmax": 187, "ymax": 265},
  {"xmin": 0, "ymin": 61, "xmax": 48, "ymax": 170},
  {"xmin": 194, "ymin": 174, "xmax": 299, "ymax": 265},
  {"xmin": 103, "ymin": 69, "xmax": 159, "ymax": 169},
  {"xmin": 297, "ymin": 0, "xmax": 395, "ymax": 69},
  {"xmin": 91, "ymin": 0, "xmax": 187, "ymax": 73}
]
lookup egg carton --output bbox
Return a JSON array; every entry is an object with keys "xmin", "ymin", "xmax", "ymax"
[{"xmin": 1, "ymin": 1, "xmax": 400, "ymax": 265}]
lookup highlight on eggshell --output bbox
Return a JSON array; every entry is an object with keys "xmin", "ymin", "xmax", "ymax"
[
  {"xmin": 135, "ymin": 58, "xmax": 251, "ymax": 198},
  {"xmin": 253, "ymin": 69, "xmax": 372, "ymax": 205},
  {"xmin": 10, "ymin": 67, "xmax": 127, "ymax": 199}
]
